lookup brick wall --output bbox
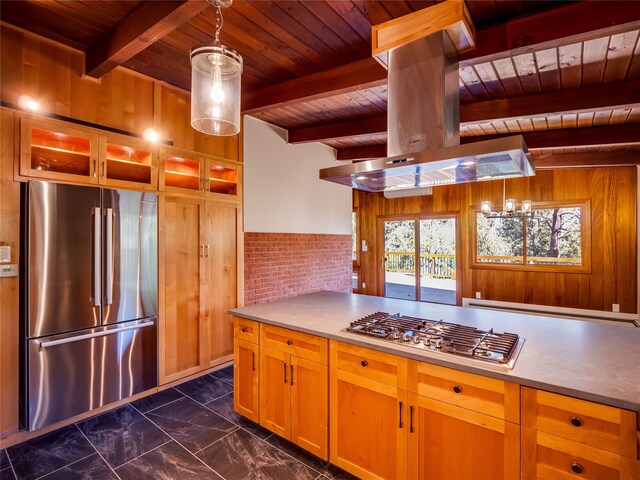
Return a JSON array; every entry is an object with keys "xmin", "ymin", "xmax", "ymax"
[{"xmin": 244, "ymin": 232, "xmax": 352, "ymax": 305}]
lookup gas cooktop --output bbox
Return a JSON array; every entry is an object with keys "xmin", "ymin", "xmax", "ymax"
[{"xmin": 345, "ymin": 312, "xmax": 524, "ymax": 369}]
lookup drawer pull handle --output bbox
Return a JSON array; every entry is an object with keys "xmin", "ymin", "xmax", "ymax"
[
  {"xmin": 453, "ymin": 385, "xmax": 462, "ymax": 394},
  {"xmin": 399, "ymin": 401, "xmax": 403, "ymax": 428},
  {"xmin": 284, "ymin": 362, "xmax": 288, "ymax": 383},
  {"xmin": 252, "ymin": 352, "xmax": 256, "ymax": 371},
  {"xmin": 241, "ymin": 327, "xmax": 248, "ymax": 333},
  {"xmin": 290, "ymin": 364, "xmax": 294, "ymax": 386},
  {"xmin": 571, "ymin": 463, "xmax": 584, "ymax": 474},
  {"xmin": 287, "ymin": 339, "xmax": 293, "ymax": 345},
  {"xmin": 409, "ymin": 405, "xmax": 415, "ymax": 433},
  {"xmin": 361, "ymin": 360, "xmax": 368, "ymax": 367},
  {"xmin": 570, "ymin": 416, "xmax": 582, "ymax": 427}
]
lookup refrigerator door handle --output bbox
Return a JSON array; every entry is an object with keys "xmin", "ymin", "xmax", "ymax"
[
  {"xmin": 92, "ymin": 207, "xmax": 101, "ymax": 307},
  {"xmin": 105, "ymin": 207, "xmax": 114, "ymax": 305},
  {"xmin": 38, "ymin": 320, "xmax": 155, "ymax": 350}
]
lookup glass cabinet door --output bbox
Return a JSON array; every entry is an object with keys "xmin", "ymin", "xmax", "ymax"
[
  {"xmin": 160, "ymin": 149, "xmax": 204, "ymax": 195},
  {"xmin": 101, "ymin": 136, "xmax": 157, "ymax": 190},
  {"xmin": 206, "ymin": 158, "xmax": 239, "ymax": 198},
  {"xmin": 20, "ymin": 118, "xmax": 99, "ymax": 183}
]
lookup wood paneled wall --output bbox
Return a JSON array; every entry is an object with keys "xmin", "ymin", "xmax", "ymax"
[
  {"xmin": 0, "ymin": 25, "xmax": 239, "ymax": 160},
  {"xmin": 0, "ymin": 24, "xmax": 240, "ymax": 440},
  {"xmin": 354, "ymin": 167, "xmax": 637, "ymax": 313}
]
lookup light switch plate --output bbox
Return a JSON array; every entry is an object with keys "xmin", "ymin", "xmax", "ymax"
[
  {"xmin": 0, "ymin": 246, "xmax": 10, "ymax": 263},
  {"xmin": 475, "ymin": 292, "xmax": 481, "ymax": 299},
  {"xmin": 612, "ymin": 304, "xmax": 620, "ymax": 313}
]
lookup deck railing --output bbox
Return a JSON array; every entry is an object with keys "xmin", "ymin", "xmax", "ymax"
[
  {"xmin": 476, "ymin": 255, "xmax": 581, "ymax": 265},
  {"xmin": 385, "ymin": 252, "xmax": 456, "ymax": 279}
]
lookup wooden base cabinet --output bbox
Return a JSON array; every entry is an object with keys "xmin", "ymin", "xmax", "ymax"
[
  {"xmin": 408, "ymin": 393, "xmax": 520, "ymax": 480},
  {"xmin": 234, "ymin": 339, "xmax": 259, "ymax": 422},
  {"xmin": 259, "ymin": 326, "xmax": 329, "ymax": 460},
  {"xmin": 521, "ymin": 387, "xmax": 640, "ymax": 480}
]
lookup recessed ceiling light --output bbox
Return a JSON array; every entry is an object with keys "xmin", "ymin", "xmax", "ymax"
[{"xmin": 143, "ymin": 128, "xmax": 160, "ymax": 143}]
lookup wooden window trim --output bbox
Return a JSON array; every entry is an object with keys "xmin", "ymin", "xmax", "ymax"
[
  {"xmin": 470, "ymin": 199, "xmax": 592, "ymax": 274},
  {"xmin": 352, "ymin": 207, "xmax": 360, "ymax": 268}
]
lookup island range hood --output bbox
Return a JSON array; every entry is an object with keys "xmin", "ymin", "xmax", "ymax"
[{"xmin": 319, "ymin": 29, "xmax": 534, "ymax": 195}]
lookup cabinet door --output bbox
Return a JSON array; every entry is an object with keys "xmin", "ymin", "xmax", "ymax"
[
  {"xmin": 330, "ymin": 368, "xmax": 407, "ymax": 479},
  {"xmin": 159, "ymin": 196, "xmax": 206, "ymax": 384},
  {"xmin": 408, "ymin": 393, "xmax": 520, "ymax": 480},
  {"xmin": 20, "ymin": 118, "xmax": 99, "ymax": 184},
  {"xmin": 159, "ymin": 148, "xmax": 205, "ymax": 196},
  {"xmin": 234, "ymin": 338, "xmax": 259, "ymax": 423},
  {"xmin": 203, "ymin": 201, "xmax": 238, "ymax": 368},
  {"xmin": 100, "ymin": 135, "xmax": 157, "ymax": 190},
  {"xmin": 260, "ymin": 346, "xmax": 290, "ymax": 438},
  {"xmin": 204, "ymin": 156, "xmax": 240, "ymax": 200},
  {"xmin": 290, "ymin": 356, "xmax": 328, "ymax": 460}
]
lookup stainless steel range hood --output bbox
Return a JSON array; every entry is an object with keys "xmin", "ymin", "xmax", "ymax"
[{"xmin": 320, "ymin": 30, "xmax": 534, "ymax": 194}]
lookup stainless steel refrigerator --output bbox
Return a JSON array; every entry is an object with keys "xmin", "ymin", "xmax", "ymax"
[{"xmin": 24, "ymin": 181, "xmax": 158, "ymax": 431}]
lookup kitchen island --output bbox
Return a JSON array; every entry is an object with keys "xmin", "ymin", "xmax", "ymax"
[{"xmin": 230, "ymin": 291, "xmax": 640, "ymax": 480}]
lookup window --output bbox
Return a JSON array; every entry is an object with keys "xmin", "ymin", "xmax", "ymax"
[{"xmin": 473, "ymin": 201, "xmax": 590, "ymax": 272}]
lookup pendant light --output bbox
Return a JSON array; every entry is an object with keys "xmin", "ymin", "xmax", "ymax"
[
  {"xmin": 190, "ymin": 0, "xmax": 243, "ymax": 136},
  {"xmin": 481, "ymin": 179, "xmax": 532, "ymax": 218}
]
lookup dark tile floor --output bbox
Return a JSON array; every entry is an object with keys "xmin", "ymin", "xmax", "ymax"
[{"xmin": 1, "ymin": 366, "xmax": 358, "ymax": 480}]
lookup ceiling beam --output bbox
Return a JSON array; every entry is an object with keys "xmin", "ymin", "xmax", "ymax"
[
  {"xmin": 290, "ymin": 81, "xmax": 640, "ymax": 145},
  {"xmin": 533, "ymin": 151, "xmax": 640, "ymax": 169},
  {"xmin": 459, "ymin": 1, "xmax": 640, "ymax": 67},
  {"xmin": 241, "ymin": 58, "xmax": 387, "ymax": 115},
  {"xmin": 85, "ymin": 0, "xmax": 209, "ymax": 79},
  {"xmin": 336, "ymin": 124, "xmax": 640, "ymax": 160},
  {"xmin": 289, "ymin": 115, "xmax": 387, "ymax": 144}
]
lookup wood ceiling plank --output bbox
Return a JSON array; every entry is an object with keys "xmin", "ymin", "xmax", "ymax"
[
  {"xmin": 288, "ymin": 113, "xmax": 385, "ymax": 144},
  {"xmin": 582, "ymin": 36, "xmax": 610, "ymax": 85},
  {"xmin": 492, "ymin": 57, "xmax": 524, "ymax": 97},
  {"xmin": 473, "ymin": 62, "xmax": 506, "ymax": 98},
  {"xmin": 459, "ymin": 1, "xmax": 640, "ymax": 67},
  {"xmin": 459, "ymin": 66, "xmax": 491, "ymax": 101},
  {"xmin": 558, "ymin": 42, "xmax": 582, "ymax": 89},
  {"xmin": 231, "ymin": 1, "xmax": 334, "ymax": 70},
  {"xmin": 242, "ymin": 57, "xmax": 386, "ymax": 114},
  {"xmin": 577, "ymin": 112, "xmax": 595, "ymax": 128},
  {"xmin": 610, "ymin": 108, "xmax": 632, "ymax": 124},
  {"xmin": 275, "ymin": 1, "xmax": 364, "ymax": 61},
  {"xmin": 603, "ymin": 30, "xmax": 640, "ymax": 82},
  {"xmin": 325, "ymin": 1, "xmax": 376, "ymax": 43},
  {"xmin": 464, "ymin": 0, "xmax": 498, "ymax": 26},
  {"xmin": 85, "ymin": 0, "xmax": 208, "ymax": 78},
  {"xmin": 351, "ymin": 1, "xmax": 395, "ymax": 26},
  {"xmin": 625, "ymin": 33, "xmax": 640, "ymax": 79},
  {"xmin": 379, "ymin": 1, "xmax": 415, "ymax": 19},
  {"xmin": 512, "ymin": 52, "xmax": 542, "ymax": 94},
  {"xmin": 593, "ymin": 110, "xmax": 613, "ymax": 126},
  {"xmin": 534, "ymin": 48, "xmax": 561, "ymax": 91}
]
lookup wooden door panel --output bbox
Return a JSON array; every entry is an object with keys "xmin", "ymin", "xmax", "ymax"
[
  {"xmin": 290, "ymin": 356, "xmax": 328, "ymax": 460},
  {"xmin": 330, "ymin": 368, "xmax": 407, "ymax": 480},
  {"xmin": 204, "ymin": 201, "xmax": 237, "ymax": 367},
  {"xmin": 408, "ymin": 393, "xmax": 519, "ymax": 480},
  {"xmin": 234, "ymin": 338, "xmax": 259, "ymax": 423},
  {"xmin": 260, "ymin": 346, "xmax": 290, "ymax": 439},
  {"xmin": 160, "ymin": 196, "xmax": 205, "ymax": 383}
]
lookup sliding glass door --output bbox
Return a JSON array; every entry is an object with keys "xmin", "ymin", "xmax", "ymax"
[{"xmin": 383, "ymin": 216, "xmax": 458, "ymax": 305}]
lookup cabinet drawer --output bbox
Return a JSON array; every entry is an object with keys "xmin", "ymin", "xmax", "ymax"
[
  {"xmin": 234, "ymin": 317, "xmax": 259, "ymax": 343},
  {"xmin": 260, "ymin": 324, "xmax": 328, "ymax": 364},
  {"xmin": 522, "ymin": 388, "xmax": 637, "ymax": 458},
  {"xmin": 408, "ymin": 361, "xmax": 519, "ymax": 423},
  {"xmin": 331, "ymin": 341, "xmax": 407, "ymax": 389},
  {"xmin": 522, "ymin": 428, "xmax": 640, "ymax": 480}
]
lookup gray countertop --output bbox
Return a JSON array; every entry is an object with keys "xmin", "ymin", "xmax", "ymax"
[{"xmin": 230, "ymin": 291, "xmax": 640, "ymax": 412}]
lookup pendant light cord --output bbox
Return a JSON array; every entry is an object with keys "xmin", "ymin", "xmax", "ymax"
[{"xmin": 213, "ymin": 0, "xmax": 223, "ymax": 46}]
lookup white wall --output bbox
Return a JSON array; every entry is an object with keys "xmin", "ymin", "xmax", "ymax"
[{"xmin": 243, "ymin": 116, "xmax": 352, "ymax": 234}]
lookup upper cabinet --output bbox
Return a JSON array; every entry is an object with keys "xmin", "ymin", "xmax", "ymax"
[
  {"xmin": 101, "ymin": 134, "xmax": 157, "ymax": 190},
  {"xmin": 20, "ymin": 118, "xmax": 100, "ymax": 184},
  {"xmin": 20, "ymin": 117, "xmax": 157, "ymax": 190},
  {"xmin": 160, "ymin": 146, "xmax": 241, "ymax": 201}
]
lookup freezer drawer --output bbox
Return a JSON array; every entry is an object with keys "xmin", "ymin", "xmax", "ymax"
[{"xmin": 28, "ymin": 318, "xmax": 158, "ymax": 431}]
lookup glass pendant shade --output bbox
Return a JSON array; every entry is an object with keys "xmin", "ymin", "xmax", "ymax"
[{"xmin": 190, "ymin": 45, "xmax": 243, "ymax": 136}]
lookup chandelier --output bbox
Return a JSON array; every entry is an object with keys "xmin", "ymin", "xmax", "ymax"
[
  {"xmin": 190, "ymin": 0, "xmax": 243, "ymax": 136},
  {"xmin": 480, "ymin": 180, "xmax": 532, "ymax": 218}
]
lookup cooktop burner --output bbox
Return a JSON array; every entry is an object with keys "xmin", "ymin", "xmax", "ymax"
[{"xmin": 345, "ymin": 312, "xmax": 524, "ymax": 368}]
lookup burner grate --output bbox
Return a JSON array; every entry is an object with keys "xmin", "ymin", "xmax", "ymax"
[{"xmin": 347, "ymin": 311, "xmax": 523, "ymax": 367}]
